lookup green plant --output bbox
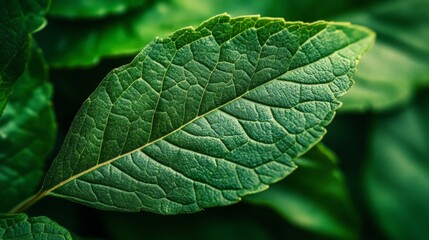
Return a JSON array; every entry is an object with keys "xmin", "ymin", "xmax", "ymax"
[{"xmin": 1, "ymin": 0, "xmax": 428, "ymax": 239}]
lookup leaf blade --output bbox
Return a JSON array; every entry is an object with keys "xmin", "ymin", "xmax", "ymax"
[
  {"xmin": 0, "ymin": 43, "xmax": 56, "ymax": 213},
  {"xmin": 41, "ymin": 14, "xmax": 374, "ymax": 214},
  {"xmin": 0, "ymin": 0, "xmax": 50, "ymax": 116},
  {"xmin": 0, "ymin": 214, "xmax": 72, "ymax": 239}
]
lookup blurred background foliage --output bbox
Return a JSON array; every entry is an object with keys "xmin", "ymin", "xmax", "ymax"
[{"xmin": 2, "ymin": 0, "xmax": 428, "ymax": 239}]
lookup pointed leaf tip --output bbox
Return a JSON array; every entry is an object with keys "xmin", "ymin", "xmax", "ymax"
[{"xmin": 41, "ymin": 14, "xmax": 374, "ymax": 214}]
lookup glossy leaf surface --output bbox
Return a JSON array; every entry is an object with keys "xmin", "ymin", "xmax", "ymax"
[
  {"xmin": 39, "ymin": 14, "xmax": 374, "ymax": 214},
  {"xmin": 0, "ymin": 45, "xmax": 56, "ymax": 213}
]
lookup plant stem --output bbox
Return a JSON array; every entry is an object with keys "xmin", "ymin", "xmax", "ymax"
[{"xmin": 8, "ymin": 191, "xmax": 47, "ymax": 214}]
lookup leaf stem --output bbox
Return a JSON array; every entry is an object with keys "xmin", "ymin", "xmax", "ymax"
[{"xmin": 8, "ymin": 191, "xmax": 47, "ymax": 214}]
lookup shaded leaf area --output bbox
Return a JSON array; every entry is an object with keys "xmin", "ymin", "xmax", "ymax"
[
  {"xmin": 103, "ymin": 210, "xmax": 271, "ymax": 240},
  {"xmin": 37, "ymin": 14, "xmax": 373, "ymax": 214},
  {"xmin": 364, "ymin": 91, "xmax": 429, "ymax": 240},
  {"xmin": 0, "ymin": 45, "xmax": 56, "ymax": 213},
  {"xmin": 0, "ymin": 214, "xmax": 72, "ymax": 239},
  {"xmin": 324, "ymin": 115, "xmax": 388, "ymax": 240},
  {"xmin": 100, "ymin": 201, "xmax": 332, "ymax": 240},
  {"xmin": 48, "ymin": 0, "xmax": 147, "ymax": 19},
  {"xmin": 26, "ymin": 197, "xmax": 100, "ymax": 239},
  {"xmin": 336, "ymin": 0, "xmax": 429, "ymax": 111},
  {"xmin": 246, "ymin": 143, "xmax": 359, "ymax": 239},
  {"xmin": 38, "ymin": 0, "xmax": 274, "ymax": 67},
  {"xmin": 0, "ymin": 0, "xmax": 50, "ymax": 116},
  {"xmin": 25, "ymin": 194, "xmax": 334, "ymax": 239}
]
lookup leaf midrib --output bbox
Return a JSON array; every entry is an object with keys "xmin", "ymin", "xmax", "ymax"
[{"xmin": 41, "ymin": 25, "xmax": 371, "ymax": 197}]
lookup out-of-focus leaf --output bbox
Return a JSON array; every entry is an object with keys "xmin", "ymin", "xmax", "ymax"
[
  {"xmin": 37, "ymin": 0, "xmax": 274, "ymax": 67},
  {"xmin": 0, "ymin": 44, "xmax": 56, "ymax": 213},
  {"xmin": 0, "ymin": 0, "xmax": 50, "ymax": 116},
  {"xmin": 336, "ymin": 0, "xmax": 429, "ymax": 111},
  {"xmin": 246, "ymin": 144, "xmax": 359, "ymax": 239},
  {"xmin": 0, "ymin": 213, "xmax": 72, "ymax": 239},
  {"xmin": 364, "ymin": 92, "xmax": 429, "ymax": 240},
  {"xmin": 26, "ymin": 14, "xmax": 374, "ymax": 214},
  {"xmin": 264, "ymin": 0, "xmax": 378, "ymax": 22},
  {"xmin": 49, "ymin": 0, "xmax": 147, "ymax": 19}
]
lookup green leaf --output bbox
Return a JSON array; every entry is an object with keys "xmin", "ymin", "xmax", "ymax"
[
  {"xmin": 0, "ymin": 214, "xmax": 72, "ymax": 239},
  {"xmin": 364, "ymin": 92, "xmax": 429, "ymax": 240},
  {"xmin": 48, "ymin": 0, "xmax": 147, "ymax": 19},
  {"xmin": 246, "ymin": 143, "xmax": 359, "ymax": 239},
  {"xmin": 0, "ymin": 0, "xmax": 50, "ymax": 116},
  {"xmin": 32, "ymin": 14, "xmax": 374, "ymax": 214},
  {"xmin": 335, "ymin": 0, "xmax": 429, "ymax": 112},
  {"xmin": 0, "ymin": 44, "xmax": 56, "ymax": 213},
  {"xmin": 37, "ymin": 0, "xmax": 276, "ymax": 67}
]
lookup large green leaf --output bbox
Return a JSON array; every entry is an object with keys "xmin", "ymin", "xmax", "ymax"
[
  {"xmin": 364, "ymin": 92, "xmax": 429, "ymax": 240},
  {"xmin": 0, "ymin": 214, "xmax": 72, "ymax": 239},
  {"xmin": 48, "ymin": 0, "xmax": 147, "ymax": 19},
  {"xmin": 0, "ymin": 44, "xmax": 56, "ymax": 213},
  {"xmin": 21, "ymin": 14, "xmax": 373, "ymax": 214},
  {"xmin": 0, "ymin": 0, "xmax": 50, "ymax": 116},
  {"xmin": 336, "ymin": 0, "xmax": 429, "ymax": 111},
  {"xmin": 246, "ymin": 143, "xmax": 359, "ymax": 239},
  {"xmin": 37, "ymin": 0, "xmax": 274, "ymax": 67}
]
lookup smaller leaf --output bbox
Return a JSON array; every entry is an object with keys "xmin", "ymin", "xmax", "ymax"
[
  {"xmin": 0, "ymin": 214, "xmax": 72, "ymax": 239},
  {"xmin": 0, "ymin": 43, "xmax": 56, "ymax": 213},
  {"xmin": 0, "ymin": 0, "xmax": 50, "ymax": 115},
  {"xmin": 246, "ymin": 144, "xmax": 359, "ymax": 239}
]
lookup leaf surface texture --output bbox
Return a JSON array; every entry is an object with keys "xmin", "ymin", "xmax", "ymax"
[
  {"xmin": 41, "ymin": 14, "xmax": 374, "ymax": 214},
  {"xmin": 0, "ymin": 214, "xmax": 72, "ymax": 239}
]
